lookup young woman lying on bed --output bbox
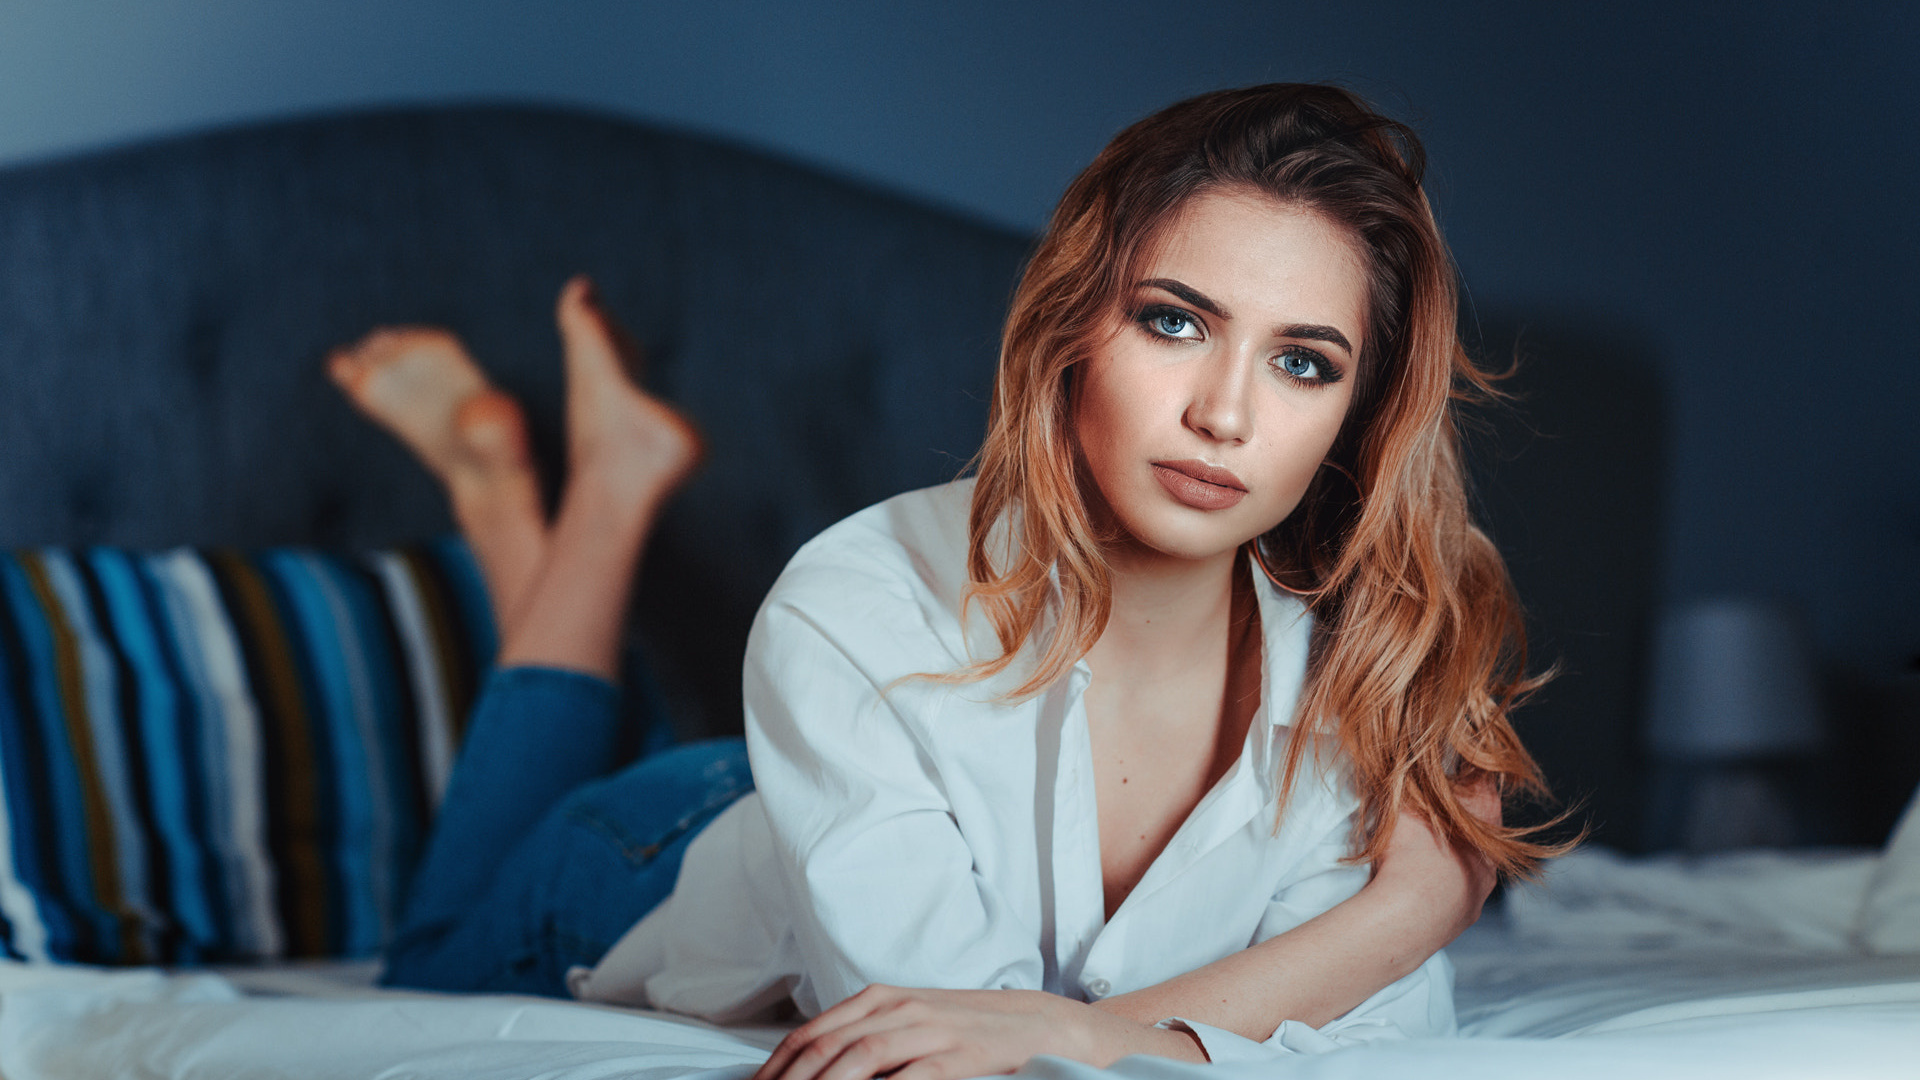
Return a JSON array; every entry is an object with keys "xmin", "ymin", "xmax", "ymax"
[{"xmin": 326, "ymin": 83, "xmax": 1565, "ymax": 1076}]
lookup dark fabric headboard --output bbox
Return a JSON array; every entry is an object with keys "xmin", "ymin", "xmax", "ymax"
[
  {"xmin": 0, "ymin": 107, "xmax": 1678, "ymax": 849},
  {"xmin": 0, "ymin": 105, "xmax": 1033, "ymax": 738}
]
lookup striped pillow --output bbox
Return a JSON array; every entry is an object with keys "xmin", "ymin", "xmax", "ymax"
[{"xmin": 0, "ymin": 539, "xmax": 495, "ymax": 965}]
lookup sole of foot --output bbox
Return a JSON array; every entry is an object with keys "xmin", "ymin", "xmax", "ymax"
[{"xmin": 327, "ymin": 326, "xmax": 534, "ymax": 483}]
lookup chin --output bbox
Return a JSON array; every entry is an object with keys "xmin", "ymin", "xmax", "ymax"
[{"xmin": 1113, "ymin": 506, "xmax": 1265, "ymax": 564}]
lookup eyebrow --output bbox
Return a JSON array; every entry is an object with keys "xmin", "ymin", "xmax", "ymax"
[
  {"xmin": 1140, "ymin": 278, "xmax": 1228, "ymax": 318},
  {"xmin": 1282, "ymin": 323, "xmax": 1356, "ymax": 355},
  {"xmin": 1137, "ymin": 277, "xmax": 1356, "ymax": 355}
]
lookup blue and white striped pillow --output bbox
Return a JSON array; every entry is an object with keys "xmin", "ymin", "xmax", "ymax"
[{"xmin": 0, "ymin": 539, "xmax": 495, "ymax": 965}]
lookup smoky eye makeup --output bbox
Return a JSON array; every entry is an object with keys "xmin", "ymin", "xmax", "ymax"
[
  {"xmin": 1130, "ymin": 302, "xmax": 1204, "ymax": 341},
  {"xmin": 1127, "ymin": 285, "xmax": 1352, "ymax": 385},
  {"xmin": 1272, "ymin": 344, "xmax": 1345, "ymax": 386}
]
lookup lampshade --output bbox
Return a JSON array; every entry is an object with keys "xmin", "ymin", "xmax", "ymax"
[{"xmin": 1644, "ymin": 598, "xmax": 1825, "ymax": 759}]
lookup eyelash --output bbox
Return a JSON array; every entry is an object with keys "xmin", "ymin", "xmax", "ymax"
[
  {"xmin": 1134, "ymin": 304, "xmax": 1202, "ymax": 341},
  {"xmin": 1128, "ymin": 303, "xmax": 1344, "ymax": 388}
]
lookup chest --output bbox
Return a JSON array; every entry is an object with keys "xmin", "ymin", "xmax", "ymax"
[
  {"xmin": 1083, "ymin": 655, "xmax": 1261, "ymax": 919},
  {"xmin": 931, "ymin": 694, "xmax": 1346, "ymax": 999}
]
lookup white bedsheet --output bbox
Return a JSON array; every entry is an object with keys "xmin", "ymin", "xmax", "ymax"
[
  {"xmin": 0, "ymin": 962, "xmax": 778, "ymax": 1080},
  {"xmin": 2, "ymin": 848, "xmax": 1916, "ymax": 1079}
]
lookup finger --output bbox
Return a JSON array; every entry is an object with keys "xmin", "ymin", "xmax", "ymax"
[
  {"xmin": 1460, "ymin": 775, "xmax": 1503, "ymax": 827},
  {"xmin": 776, "ymin": 1003, "xmax": 933, "ymax": 1080},
  {"xmin": 1449, "ymin": 781, "xmax": 1502, "ymax": 906},
  {"xmin": 891, "ymin": 1051, "xmax": 976, "ymax": 1080},
  {"xmin": 815, "ymin": 1026, "xmax": 956, "ymax": 1080},
  {"xmin": 757, "ymin": 1001, "xmax": 880, "ymax": 1080},
  {"xmin": 755, "ymin": 986, "xmax": 901, "ymax": 1080}
]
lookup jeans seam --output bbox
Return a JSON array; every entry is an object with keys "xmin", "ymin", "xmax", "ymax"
[
  {"xmin": 474, "ymin": 944, "xmax": 546, "ymax": 991},
  {"xmin": 545, "ymin": 924, "xmax": 613, "ymax": 968},
  {"xmin": 565, "ymin": 778, "xmax": 750, "ymax": 866},
  {"xmin": 462, "ymin": 913, "xmax": 623, "ymax": 993}
]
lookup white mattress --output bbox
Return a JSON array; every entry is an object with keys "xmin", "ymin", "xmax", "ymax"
[{"xmin": 2, "ymin": 848, "xmax": 1915, "ymax": 1079}]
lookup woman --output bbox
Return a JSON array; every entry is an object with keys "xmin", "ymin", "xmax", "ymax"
[{"xmin": 335, "ymin": 83, "xmax": 1561, "ymax": 1076}]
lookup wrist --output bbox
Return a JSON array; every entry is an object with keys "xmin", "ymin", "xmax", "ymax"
[
  {"xmin": 1150, "ymin": 1021, "xmax": 1210, "ymax": 1064},
  {"xmin": 1053, "ymin": 995, "xmax": 1112, "ymax": 1065},
  {"xmin": 1072, "ymin": 1001, "xmax": 1208, "ymax": 1067}
]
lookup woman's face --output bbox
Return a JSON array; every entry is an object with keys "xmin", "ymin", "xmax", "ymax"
[{"xmin": 1073, "ymin": 187, "xmax": 1369, "ymax": 565}]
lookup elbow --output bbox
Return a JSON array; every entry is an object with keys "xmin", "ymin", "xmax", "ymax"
[
  {"xmin": 1442, "ymin": 850, "xmax": 1498, "ymax": 936},
  {"xmin": 1369, "ymin": 804, "xmax": 1499, "ymax": 947},
  {"xmin": 1366, "ymin": 850, "xmax": 1494, "ymax": 950}
]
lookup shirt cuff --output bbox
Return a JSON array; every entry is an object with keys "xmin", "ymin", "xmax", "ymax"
[
  {"xmin": 564, "ymin": 964, "xmax": 595, "ymax": 1000},
  {"xmin": 1156, "ymin": 1017, "xmax": 1351, "ymax": 1062},
  {"xmin": 1157, "ymin": 1018, "xmax": 1267, "ymax": 1064}
]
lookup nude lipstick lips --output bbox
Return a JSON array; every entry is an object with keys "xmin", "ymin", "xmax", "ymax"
[{"xmin": 1151, "ymin": 459, "xmax": 1247, "ymax": 511}]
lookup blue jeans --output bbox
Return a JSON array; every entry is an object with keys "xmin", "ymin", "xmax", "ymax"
[{"xmin": 381, "ymin": 665, "xmax": 753, "ymax": 997}]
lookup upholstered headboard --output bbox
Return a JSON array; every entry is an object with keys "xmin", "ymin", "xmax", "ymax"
[
  {"xmin": 0, "ymin": 107, "xmax": 1688, "ymax": 852},
  {"xmin": 0, "ymin": 105, "xmax": 1033, "ymax": 739}
]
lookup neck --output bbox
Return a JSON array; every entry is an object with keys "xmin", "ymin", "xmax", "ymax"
[{"xmin": 1085, "ymin": 541, "xmax": 1254, "ymax": 684}]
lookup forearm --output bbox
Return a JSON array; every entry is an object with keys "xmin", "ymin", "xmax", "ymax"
[
  {"xmin": 754, "ymin": 836, "xmax": 1481, "ymax": 1080},
  {"xmin": 1095, "ymin": 805, "xmax": 1492, "ymax": 1041},
  {"xmin": 1093, "ymin": 877, "xmax": 1446, "ymax": 1038}
]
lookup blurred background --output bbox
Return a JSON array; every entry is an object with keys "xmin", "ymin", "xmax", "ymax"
[{"xmin": 2, "ymin": 0, "xmax": 1915, "ymax": 850}]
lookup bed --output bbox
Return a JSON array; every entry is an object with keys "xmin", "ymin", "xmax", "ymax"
[
  {"xmin": 1, "ymin": 104, "xmax": 1915, "ymax": 1078},
  {"xmin": 1, "ymin": 841, "xmax": 1916, "ymax": 1078}
]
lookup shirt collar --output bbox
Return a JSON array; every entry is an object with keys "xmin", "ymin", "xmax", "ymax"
[{"xmin": 1247, "ymin": 549, "xmax": 1314, "ymax": 730}]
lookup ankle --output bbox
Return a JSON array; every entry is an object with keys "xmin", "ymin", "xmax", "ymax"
[
  {"xmin": 552, "ymin": 466, "xmax": 667, "ymax": 541},
  {"xmin": 569, "ymin": 420, "xmax": 700, "ymax": 511}
]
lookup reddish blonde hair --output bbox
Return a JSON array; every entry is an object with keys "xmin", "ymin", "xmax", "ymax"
[{"xmin": 963, "ymin": 84, "xmax": 1568, "ymax": 878}]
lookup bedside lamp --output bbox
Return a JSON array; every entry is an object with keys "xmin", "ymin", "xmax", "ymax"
[{"xmin": 1643, "ymin": 598, "xmax": 1825, "ymax": 851}]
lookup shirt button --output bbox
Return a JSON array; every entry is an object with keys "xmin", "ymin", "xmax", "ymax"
[{"xmin": 1085, "ymin": 978, "xmax": 1111, "ymax": 998}]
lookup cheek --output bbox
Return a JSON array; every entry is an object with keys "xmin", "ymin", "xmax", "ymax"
[
  {"xmin": 1257, "ymin": 399, "xmax": 1354, "ymax": 522},
  {"xmin": 1069, "ymin": 357, "xmax": 1141, "ymax": 470},
  {"xmin": 1275, "ymin": 450, "xmax": 1324, "ymax": 501}
]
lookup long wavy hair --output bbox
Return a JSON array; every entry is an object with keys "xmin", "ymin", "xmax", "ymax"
[{"xmin": 961, "ymin": 83, "xmax": 1568, "ymax": 878}]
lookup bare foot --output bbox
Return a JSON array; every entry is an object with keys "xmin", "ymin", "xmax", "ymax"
[
  {"xmin": 488, "ymin": 280, "xmax": 704, "ymax": 677},
  {"xmin": 327, "ymin": 327, "xmax": 547, "ymax": 627},
  {"xmin": 553, "ymin": 276, "xmax": 704, "ymax": 511}
]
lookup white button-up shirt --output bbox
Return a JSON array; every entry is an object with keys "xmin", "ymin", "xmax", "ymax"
[{"xmin": 571, "ymin": 480, "xmax": 1453, "ymax": 1060}]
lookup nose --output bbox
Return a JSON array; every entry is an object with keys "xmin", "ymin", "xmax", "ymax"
[{"xmin": 1182, "ymin": 347, "xmax": 1255, "ymax": 444}]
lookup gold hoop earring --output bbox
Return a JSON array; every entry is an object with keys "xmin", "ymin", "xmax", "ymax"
[{"xmin": 1249, "ymin": 459, "xmax": 1361, "ymax": 599}]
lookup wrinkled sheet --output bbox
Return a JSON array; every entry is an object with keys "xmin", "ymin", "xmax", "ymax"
[
  {"xmin": 0, "ymin": 962, "xmax": 778, "ymax": 1080},
  {"xmin": 2, "ymin": 848, "xmax": 1917, "ymax": 1079}
]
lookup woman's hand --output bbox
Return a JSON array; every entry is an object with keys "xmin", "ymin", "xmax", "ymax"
[{"xmin": 751, "ymin": 984, "xmax": 1205, "ymax": 1080}]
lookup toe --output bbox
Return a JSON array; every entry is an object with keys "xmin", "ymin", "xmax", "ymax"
[
  {"xmin": 326, "ymin": 348, "xmax": 365, "ymax": 393},
  {"xmin": 556, "ymin": 275, "xmax": 649, "ymax": 384},
  {"xmin": 556, "ymin": 275, "xmax": 595, "ymax": 328},
  {"xmin": 557, "ymin": 277, "xmax": 626, "ymax": 368}
]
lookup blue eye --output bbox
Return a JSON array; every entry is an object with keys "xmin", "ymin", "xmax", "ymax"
[
  {"xmin": 1135, "ymin": 304, "xmax": 1202, "ymax": 340},
  {"xmin": 1276, "ymin": 347, "xmax": 1335, "ymax": 384}
]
